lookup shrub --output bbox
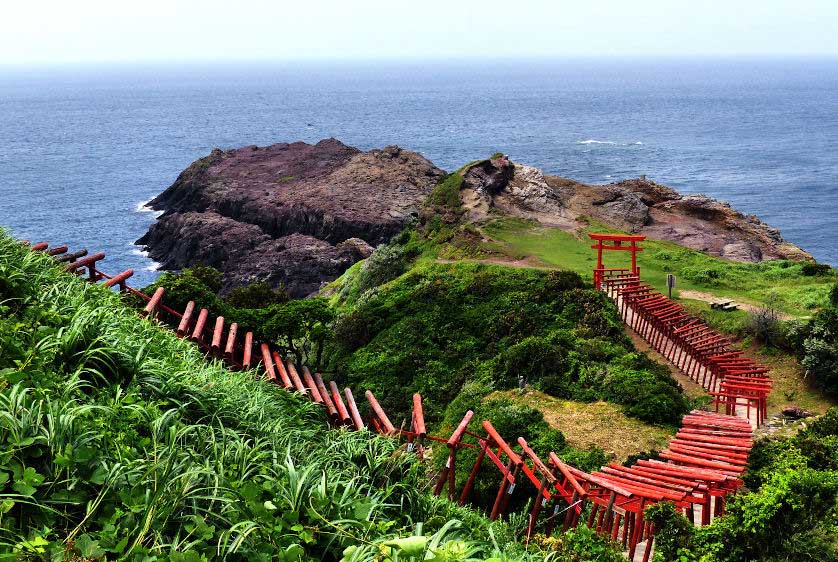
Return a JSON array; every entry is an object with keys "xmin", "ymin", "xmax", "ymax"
[
  {"xmin": 745, "ymin": 294, "xmax": 782, "ymax": 346},
  {"xmin": 681, "ymin": 266, "xmax": 723, "ymax": 286},
  {"xmin": 802, "ymin": 262, "xmax": 831, "ymax": 276},
  {"xmin": 531, "ymin": 525, "xmax": 625, "ymax": 561},
  {"xmin": 356, "ymin": 240, "xmax": 418, "ymax": 295},
  {"xmin": 131, "ymin": 266, "xmax": 226, "ymax": 314},
  {"xmin": 480, "ymin": 333, "xmax": 572, "ymax": 391},
  {"xmin": 426, "ymin": 173, "xmax": 464, "ymax": 210},
  {"xmin": 224, "ymin": 281, "xmax": 288, "ymax": 308},
  {"xmin": 544, "ymin": 270, "xmax": 586, "ymax": 292},
  {"xmin": 830, "ymin": 283, "xmax": 838, "ymax": 308},
  {"xmin": 602, "ymin": 359, "xmax": 689, "ymax": 425},
  {"xmin": 693, "ymin": 407, "xmax": 838, "ymax": 561},
  {"xmin": 695, "ymin": 464, "xmax": 838, "ymax": 561},
  {"xmin": 802, "ymin": 337, "xmax": 838, "ymax": 394},
  {"xmin": 645, "ymin": 502, "xmax": 695, "ymax": 562}
]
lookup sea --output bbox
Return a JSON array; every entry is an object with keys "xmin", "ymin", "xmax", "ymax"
[{"xmin": 1, "ymin": 58, "xmax": 836, "ymax": 287}]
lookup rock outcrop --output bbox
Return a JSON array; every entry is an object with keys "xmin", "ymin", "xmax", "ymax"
[
  {"xmin": 460, "ymin": 157, "xmax": 813, "ymax": 262},
  {"xmin": 137, "ymin": 139, "xmax": 444, "ymax": 296},
  {"xmin": 139, "ymin": 140, "xmax": 812, "ymax": 298}
]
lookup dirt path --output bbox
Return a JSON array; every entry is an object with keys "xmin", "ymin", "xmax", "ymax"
[
  {"xmin": 678, "ymin": 289, "xmax": 795, "ymax": 320},
  {"xmin": 435, "ymin": 256, "xmax": 553, "ymax": 269}
]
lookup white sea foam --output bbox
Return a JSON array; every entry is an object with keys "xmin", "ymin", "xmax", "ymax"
[
  {"xmin": 578, "ymin": 139, "xmax": 643, "ymax": 146},
  {"xmin": 128, "ymin": 243, "xmax": 162, "ymax": 272},
  {"xmin": 578, "ymin": 139, "xmax": 616, "ymax": 145},
  {"xmin": 135, "ymin": 199, "xmax": 163, "ymax": 217}
]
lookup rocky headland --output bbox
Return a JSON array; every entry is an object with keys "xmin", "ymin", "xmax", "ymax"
[
  {"xmin": 137, "ymin": 139, "xmax": 811, "ymax": 296},
  {"xmin": 137, "ymin": 139, "xmax": 444, "ymax": 296},
  {"xmin": 460, "ymin": 156, "xmax": 812, "ymax": 263}
]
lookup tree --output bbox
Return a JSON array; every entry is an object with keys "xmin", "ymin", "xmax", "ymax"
[{"xmin": 264, "ymin": 298, "xmax": 335, "ymax": 370}]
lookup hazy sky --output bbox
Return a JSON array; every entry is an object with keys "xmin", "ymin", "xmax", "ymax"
[{"xmin": 1, "ymin": 0, "xmax": 836, "ymax": 65}]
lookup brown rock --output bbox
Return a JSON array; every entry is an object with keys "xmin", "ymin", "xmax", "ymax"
[
  {"xmin": 457, "ymin": 156, "xmax": 812, "ymax": 263},
  {"xmin": 137, "ymin": 139, "xmax": 444, "ymax": 296}
]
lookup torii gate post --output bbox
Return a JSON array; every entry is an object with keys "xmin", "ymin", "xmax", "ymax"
[{"xmin": 588, "ymin": 233, "xmax": 646, "ymax": 289}]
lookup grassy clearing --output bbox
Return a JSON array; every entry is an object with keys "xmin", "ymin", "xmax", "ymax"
[
  {"xmin": 488, "ymin": 390, "xmax": 674, "ymax": 462},
  {"xmin": 483, "ymin": 218, "xmax": 835, "ymax": 317}
]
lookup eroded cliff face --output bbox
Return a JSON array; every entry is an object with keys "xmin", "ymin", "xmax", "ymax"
[
  {"xmin": 460, "ymin": 156, "xmax": 813, "ymax": 262},
  {"xmin": 137, "ymin": 139, "xmax": 445, "ymax": 296}
]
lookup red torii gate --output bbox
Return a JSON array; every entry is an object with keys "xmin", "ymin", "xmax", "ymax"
[
  {"xmin": 589, "ymin": 233, "xmax": 646, "ymax": 289},
  {"xmin": 28, "ymin": 238, "xmax": 760, "ymax": 560}
]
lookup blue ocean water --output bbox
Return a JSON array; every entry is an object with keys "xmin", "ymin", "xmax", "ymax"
[{"xmin": 1, "ymin": 58, "xmax": 836, "ymax": 287}]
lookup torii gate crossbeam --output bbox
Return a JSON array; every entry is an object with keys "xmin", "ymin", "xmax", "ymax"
[{"xmin": 589, "ymin": 233, "xmax": 646, "ymax": 289}]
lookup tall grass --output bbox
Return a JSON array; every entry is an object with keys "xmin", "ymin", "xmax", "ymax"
[{"xmin": 2, "ymin": 232, "xmax": 625, "ymax": 560}]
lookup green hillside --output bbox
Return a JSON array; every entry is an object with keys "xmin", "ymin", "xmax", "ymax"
[
  {"xmin": 4, "ymin": 162, "xmax": 838, "ymax": 561},
  {"xmin": 0, "ymin": 232, "xmax": 633, "ymax": 561}
]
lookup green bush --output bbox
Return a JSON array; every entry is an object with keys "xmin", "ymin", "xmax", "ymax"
[
  {"xmin": 599, "ymin": 353, "xmax": 690, "ymax": 425},
  {"xmin": 830, "ymin": 283, "xmax": 838, "ymax": 308},
  {"xmin": 695, "ymin": 465, "xmax": 838, "ymax": 561},
  {"xmin": 685, "ymin": 407, "xmax": 838, "ymax": 562},
  {"xmin": 426, "ymin": 173, "xmax": 464, "ymax": 209},
  {"xmin": 802, "ymin": 262, "xmax": 832, "ymax": 276},
  {"xmin": 791, "ymin": 309, "xmax": 838, "ymax": 395},
  {"xmin": 330, "ymin": 262, "xmax": 688, "ymax": 426},
  {"xmin": 355, "ymin": 238, "xmax": 420, "ymax": 295},
  {"xmin": 225, "ymin": 281, "xmax": 288, "ymax": 308},
  {"xmin": 645, "ymin": 502, "xmax": 695, "ymax": 562},
  {"xmin": 531, "ymin": 525, "xmax": 625, "ymax": 561},
  {"xmin": 802, "ymin": 337, "xmax": 838, "ymax": 395},
  {"xmin": 130, "ymin": 266, "xmax": 226, "ymax": 314},
  {"xmin": 681, "ymin": 266, "xmax": 724, "ymax": 286}
]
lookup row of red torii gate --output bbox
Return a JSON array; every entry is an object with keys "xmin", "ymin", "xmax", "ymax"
[{"xmin": 22, "ymin": 234, "xmax": 769, "ymax": 561}]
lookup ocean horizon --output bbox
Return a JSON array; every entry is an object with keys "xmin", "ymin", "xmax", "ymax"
[{"xmin": 1, "ymin": 57, "xmax": 836, "ymax": 286}]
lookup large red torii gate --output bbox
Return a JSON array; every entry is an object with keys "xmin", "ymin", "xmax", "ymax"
[{"xmin": 589, "ymin": 233, "xmax": 646, "ymax": 289}]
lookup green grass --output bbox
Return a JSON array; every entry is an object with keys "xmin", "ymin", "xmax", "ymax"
[
  {"xmin": 4, "ymin": 232, "xmax": 632, "ymax": 561},
  {"xmin": 425, "ymin": 173, "xmax": 464, "ymax": 209},
  {"xmin": 483, "ymin": 218, "xmax": 836, "ymax": 317}
]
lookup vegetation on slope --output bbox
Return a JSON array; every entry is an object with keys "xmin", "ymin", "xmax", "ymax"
[
  {"xmin": 329, "ymin": 245, "xmax": 690, "ymax": 428},
  {"xmin": 0, "ymin": 232, "xmax": 633, "ymax": 561},
  {"xmin": 483, "ymin": 218, "xmax": 836, "ymax": 317},
  {"xmin": 480, "ymin": 217, "xmax": 838, "ymax": 417},
  {"xmin": 132, "ymin": 267, "xmax": 334, "ymax": 370},
  {"xmin": 788, "ymin": 306, "xmax": 838, "ymax": 396},
  {"xmin": 649, "ymin": 408, "xmax": 838, "ymax": 562}
]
